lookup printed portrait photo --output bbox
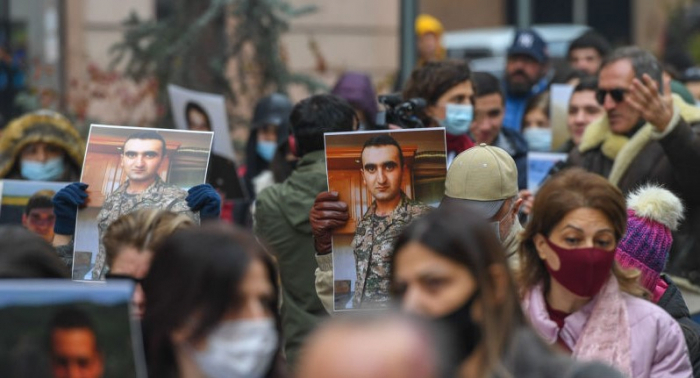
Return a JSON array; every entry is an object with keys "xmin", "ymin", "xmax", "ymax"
[
  {"xmin": 325, "ymin": 128, "xmax": 447, "ymax": 311},
  {"xmin": 73, "ymin": 125, "xmax": 213, "ymax": 281},
  {"xmin": 168, "ymin": 84, "xmax": 247, "ymax": 201},
  {"xmin": 0, "ymin": 180, "xmax": 69, "ymax": 244},
  {"xmin": 0, "ymin": 280, "xmax": 146, "ymax": 378}
]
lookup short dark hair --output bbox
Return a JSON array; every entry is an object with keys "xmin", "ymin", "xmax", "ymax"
[
  {"xmin": 600, "ymin": 46, "xmax": 663, "ymax": 92},
  {"xmin": 48, "ymin": 307, "xmax": 100, "ymax": 352},
  {"xmin": 573, "ymin": 75, "xmax": 599, "ymax": 93},
  {"xmin": 472, "ymin": 71, "xmax": 503, "ymax": 102},
  {"xmin": 0, "ymin": 226, "xmax": 68, "ymax": 278},
  {"xmin": 290, "ymin": 95, "xmax": 357, "ymax": 156},
  {"xmin": 361, "ymin": 134, "xmax": 404, "ymax": 167},
  {"xmin": 184, "ymin": 101, "xmax": 211, "ymax": 130},
  {"xmin": 25, "ymin": 191, "xmax": 54, "ymax": 215},
  {"xmin": 403, "ymin": 60, "xmax": 472, "ymax": 106},
  {"xmin": 567, "ymin": 30, "xmax": 612, "ymax": 61},
  {"xmin": 123, "ymin": 131, "xmax": 167, "ymax": 156}
]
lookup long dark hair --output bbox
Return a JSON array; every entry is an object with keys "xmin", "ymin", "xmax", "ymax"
[
  {"xmin": 391, "ymin": 204, "xmax": 524, "ymax": 375},
  {"xmin": 142, "ymin": 222, "xmax": 285, "ymax": 378}
]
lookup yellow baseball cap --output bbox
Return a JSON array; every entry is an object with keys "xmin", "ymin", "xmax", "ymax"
[
  {"xmin": 441, "ymin": 144, "xmax": 518, "ymax": 218},
  {"xmin": 415, "ymin": 14, "xmax": 444, "ymax": 36}
]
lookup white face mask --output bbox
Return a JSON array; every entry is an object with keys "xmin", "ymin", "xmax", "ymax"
[{"xmin": 192, "ymin": 318, "xmax": 278, "ymax": 378}]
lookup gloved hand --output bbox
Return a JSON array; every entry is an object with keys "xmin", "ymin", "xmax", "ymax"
[
  {"xmin": 53, "ymin": 182, "xmax": 88, "ymax": 235},
  {"xmin": 310, "ymin": 191, "xmax": 349, "ymax": 255},
  {"xmin": 187, "ymin": 184, "xmax": 221, "ymax": 220}
]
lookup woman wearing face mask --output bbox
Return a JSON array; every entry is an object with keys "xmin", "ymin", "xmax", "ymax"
[
  {"xmin": 391, "ymin": 203, "xmax": 624, "ymax": 378},
  {"xmin": 142, "ymin": 223, "xmax": 285, "ymax": 378},
  {"xmin": 402, "ymin": 60, "xmax": 475, "ymax": 164},
  {"xmin": 0, "ymin": 110, "xmax": 84, "ymax": 181},
  {"xmin": 235, "ymin": 94, "xmax": 293, "ymax": 227},
  {"xmin": 102, "ymin": 209, "xmax": 195, "ymax": 319},
  {"xmin": 518, "ymin": 168, "xmax": 692, "ymax": 378},
  {"xmin": 521, "ymin": 92, "xmax": 552, "ymax": 152}
]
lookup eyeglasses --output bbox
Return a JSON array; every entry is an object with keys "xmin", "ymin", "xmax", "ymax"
[
  {"xmin": 595, "ymin": 88, "xmax": 627, "ymax": 105},
  {"xmin": 105, "ymin": 273, "xmax": 145, "ymax": 285}
]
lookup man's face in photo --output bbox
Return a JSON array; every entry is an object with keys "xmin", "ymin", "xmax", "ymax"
[
  {"xmin": 361, "ymin": 145, "xmax": 403, "ymax": 204},
  {"xmin": 121, "ymin": 138, "xmax": 164, "ymax": 184},
  {"xmin": 22, "ymin": 207, "xmax": 56, "ymax": 242},
  {"xmin": 186, "ymin": 108, "xmax": 211, "ymax": 131},
  {"xmin": 50, "ymin": 328, "xmax": 104, "ymax": 378}
]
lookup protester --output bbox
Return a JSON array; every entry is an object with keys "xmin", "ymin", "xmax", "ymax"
[
  {"xmin": 236, "ymin": 93, "xmax": 293, "ymax": 226},
  {"xmin": 0, "ymin": 110, "xmax": 84, "ymax": 181},
  {"xmin": 402, "ymin": 60, "xmax": 475, "ymax": 162},
  {"xmin": 0, "ymin": 226, "xmax": 68, "ymax": 278},
  {"xmin": 558, "ymin": 76, "xmax": 604, "ymax": 153},
  {"xmin": 566, "ymin": 30, "xmax": 612, "ymax": 75},
  {"xmin": 331, "ymin": 72, "xmax": 378, "ymax": 130},
  {"xmin": 521, "ymin": 91, "xmax": 552, "ymax": 152},
  {"xmin": 22, "ymin": 190, "xmax": 56, "ymax": 243},
  {"xmin": 567, "ymin": 46, "xmax": 700, "ymax": 286},
  {"xmin": 518, "ymin": 168, "xmax": 692, "ymax": 377},
  {"xmin": 254, "ymin": 94, "xmax": 355, "ymax": 368},
  {"xmin": 503, "ymin": 29, "xmax": 552, "ymax": 131},
  {"xmin": 142, "ymin": 223, "xmax": 285, "ymax": 378},
  {"xmin": 469, "ymin": 71, "xmax": 529, "ymax": 189},
  {"xmin": 415, "ymin": 14, "xmax": 446, "ymax": 66},
  {"xmin": 297, "ymin": 315, "xmax": 446, "ymax": 378},
  {"xmin": 102, "ymin": 209, "xmax": 195, "ymax": 319},
  {"xmin": 390, "ymin": 203, "xmax": 624, "ymax": 378},
  {"xmin": 614, "ymin": 185, "xmax": 700, "ymax": 377}
]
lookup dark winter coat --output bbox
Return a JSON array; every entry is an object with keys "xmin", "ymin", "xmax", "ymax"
[{"xmin": 657, "ymin": 275, "xmax": 700, "ymax": 378}]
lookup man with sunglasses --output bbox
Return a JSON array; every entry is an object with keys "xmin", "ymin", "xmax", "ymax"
[{"xmin": 568, "ymin": 46, "xmax": 700, "ymax": 286}]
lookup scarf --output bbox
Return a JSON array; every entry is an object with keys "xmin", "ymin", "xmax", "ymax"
[
  {"xmin": 572, "ymin": 276, "xmax": 632, "ymax": 377},
  {"xmin": 446, "ymin": 133, "xmax": 474, "ymax": 156}
]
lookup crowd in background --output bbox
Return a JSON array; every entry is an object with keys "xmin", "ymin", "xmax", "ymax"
[{"xmin": 1, "ymin": 12, "xmax": 700, "ymax": 378}]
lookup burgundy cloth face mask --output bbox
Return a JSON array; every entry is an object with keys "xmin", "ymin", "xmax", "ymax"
[{"xmin": 543, "ymin": 237, "xmax": 615, "ymax": 298}]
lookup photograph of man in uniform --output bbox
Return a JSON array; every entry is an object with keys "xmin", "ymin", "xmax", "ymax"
[
  {"xmin": 48, "ymin": 307, "xmax": 104, "ymax": 378},
  {"xmin": 352, "ymin": 135, "xmax": 430, "ymax": 308},
  {"xmin": 93, "ymin": 131, "xmax": 198, "ymax": 279}
]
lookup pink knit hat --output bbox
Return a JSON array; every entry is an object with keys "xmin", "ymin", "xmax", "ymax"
[{"xmin": 615, "ymin": 185, "xmax": 684, "ymax": 293}]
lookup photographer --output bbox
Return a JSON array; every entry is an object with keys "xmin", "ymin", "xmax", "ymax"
[{"xmin": 402, "ymin": 59, "xmax": 475, "ymax": 163}]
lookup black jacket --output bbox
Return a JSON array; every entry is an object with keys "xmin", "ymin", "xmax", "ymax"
[{"xmin": 657, "ymin": 275, "xmax": 700, "ymax": 378}]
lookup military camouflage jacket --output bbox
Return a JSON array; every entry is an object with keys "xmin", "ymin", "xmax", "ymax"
[
  {"xmin": 352, "ymin": 193, "xmax": 430, "ymax": 308},
  {"xmin": 92, "ymin": 176, "xmax": 198, "ymax": 279}
]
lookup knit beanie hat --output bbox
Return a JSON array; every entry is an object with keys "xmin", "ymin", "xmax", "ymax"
[{"xmin": 615, "ymin": 185, "xmax": 684, "ymax": 292}]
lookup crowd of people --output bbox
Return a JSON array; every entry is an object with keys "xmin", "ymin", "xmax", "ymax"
[{"xmin": 1, "ymin": 14, "xmax": 700, "ymax": 378}]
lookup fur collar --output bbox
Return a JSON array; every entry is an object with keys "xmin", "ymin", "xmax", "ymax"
[{"xmin": 577, "ymin": 95, "xmax": 700, "ymax": 185}]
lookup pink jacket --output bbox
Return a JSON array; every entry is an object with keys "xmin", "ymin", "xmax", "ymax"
[{"xmin": 523, "ymin": 283, "xmax": 692, "ymax": 378}]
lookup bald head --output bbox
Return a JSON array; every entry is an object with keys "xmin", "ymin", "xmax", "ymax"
[{"xmin": 297, "ymin": 316, "xmax": 441, "ymax": 378}]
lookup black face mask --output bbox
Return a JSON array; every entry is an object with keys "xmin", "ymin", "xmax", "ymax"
[{"xmin": 437, "ymin": 290, "xmax": 482, "ymax": 365}]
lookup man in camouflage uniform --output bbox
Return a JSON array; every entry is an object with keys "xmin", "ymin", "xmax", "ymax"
[
  {"xmin": 352, "ymin": 135, "xmax": 430, "ymax": 308},
  {"xmin": 92, "ymin": 131, "xmax": 198, "ymax": 279}
]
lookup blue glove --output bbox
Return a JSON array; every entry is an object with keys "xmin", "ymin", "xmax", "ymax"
[
  {"xmin": 187, "ymin": 184, "xmax": 221, "ymax": 220},
  {"xmin": 53, "ymin": 182, "xmax": 88, "ymax": 235}
]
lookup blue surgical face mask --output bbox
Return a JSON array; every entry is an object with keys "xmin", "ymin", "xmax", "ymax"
[
  {"xmin": 523, "ymin": 128, "xmax": 552, "ymax": 152},
  {"xmin": 439, "ymin": 104, "xmax": 474, "ymax": 136},
  {"xmin": 256, "ymin": 141, "xmax": 277, "ymax": 162},
  {"xmin": 21, "ymin": 157, "xmax": 65, "ymax": 181}
]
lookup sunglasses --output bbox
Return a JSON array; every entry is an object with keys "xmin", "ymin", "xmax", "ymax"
[
  {"xmin": 105, "ymin": 273, "xmax": 145, "ymax": 285},
  {"xmin": 596, "ymin": 88, "xmax": 628, "ymax": 105}
]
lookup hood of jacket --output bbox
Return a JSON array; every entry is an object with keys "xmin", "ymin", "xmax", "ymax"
[
  {"xmin": 0, "ymin": 110, "xmax": 85, "ymax": 178},
  {"xmin": 331, "ymin": 72, "xmax": 378, "ymax": 122},
  {"xmin": 273, "ymin": 150, "xmax": 327, "ymax": 232}
]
